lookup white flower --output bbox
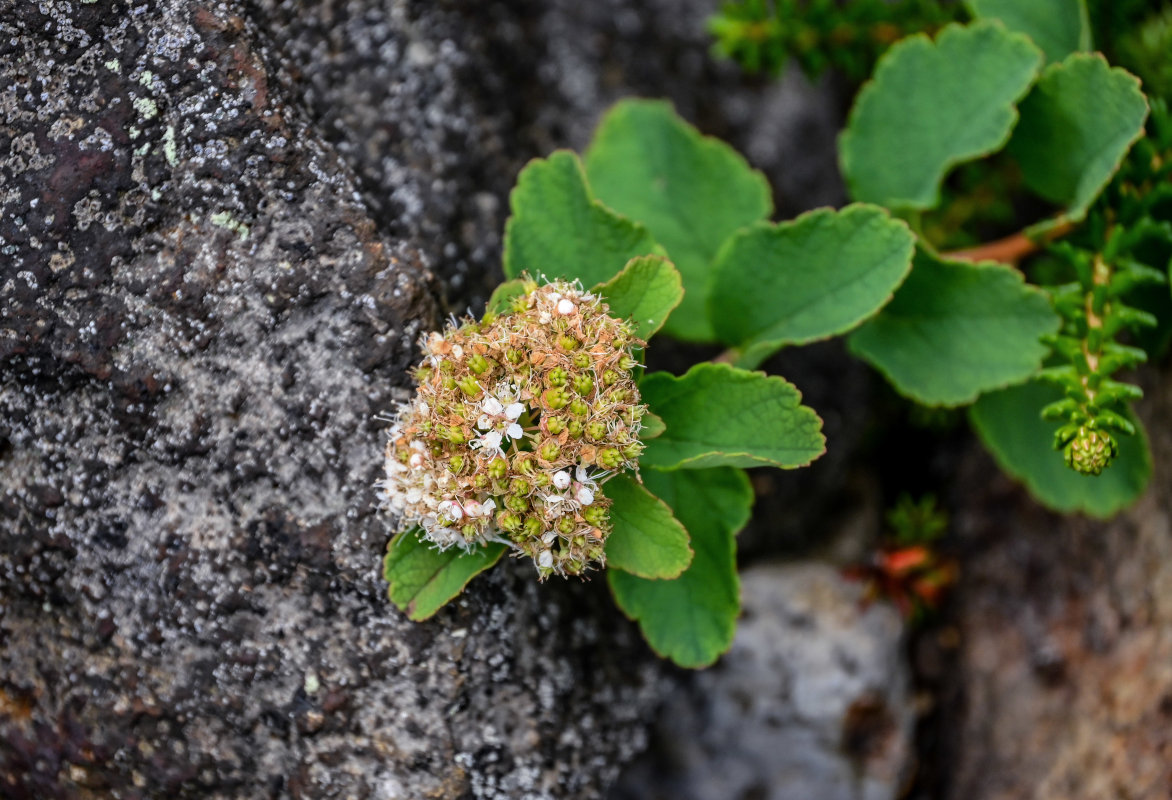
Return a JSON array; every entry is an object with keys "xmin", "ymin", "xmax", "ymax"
[
  {"xmin": 553, "ymin": 470, "xmax": 571, "ymax": 490},
  {"xmin": 482, "ymin": 396, "xmax": 504, "ymax": 416},
  {"xmin": 576, "ymin": 487, "xmax": 595, "ymax": 506},
  {"xmin": 538, "ymin": 550, "xmax": 554, "ymax": 568},
  {"xmin": 437, "ymin": 500, "xmax": 464, "ymax": 522},
  {"xmin": 505, "ymin": 402, "xmax": 525, "ymax": 420},
  {"xmin": 477, "ymin": 415, "xmax": 492, "ymax": 430},
  {"xmin": 471, "ymin": 430, "xmax": 504, "ymax": 455},
  {"xmin": 575, "ymin": 466, "xmax": 597, "ymax": 486},
  {"xmin": 556, "ymin": 297, "xmax": 576, "ymax": 316},
  {"xmin": 408, "ymin": 452, "xmax": 424, "ymax": 469},
  {"xmin": 505, "ymin": 422, "xmax": 524, "ymax": 440}
]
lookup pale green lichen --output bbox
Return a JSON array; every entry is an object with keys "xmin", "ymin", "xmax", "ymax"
[
  {"xmin": 132, "ymin": 97, "xmax": 158, "ymax": 120},
  {"xmin": 210, "ymin": 211, "xmax": 250, "ymax": 240},
  {"xmin": 163, "ymin": 126, "xmax": 178, "ymax": 166}
]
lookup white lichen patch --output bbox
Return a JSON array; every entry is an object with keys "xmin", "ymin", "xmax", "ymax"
[{"xmin": 132, "ymin": 96, "xmax": 158, "ymax": 119}]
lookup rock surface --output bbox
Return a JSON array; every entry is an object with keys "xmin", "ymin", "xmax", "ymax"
[
  {"xmin": 944, "ymin": 365, "xmax": 1172, "ymax": 800},
  {"xmin": 0, "ymin": 2, "xmax": 663, "ymax": 798},
  {"xmin": 610, "ymin": 564, "xmax": 914, "ymax": 800}
]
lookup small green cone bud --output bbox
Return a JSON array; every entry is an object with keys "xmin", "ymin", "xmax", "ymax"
[
  {"xmin": 468, "ymin": 354, "xmax": 491, "ymax": 375},
  {"xmin": 573, "ymin": 374, "xmax": 594, "ymax": 395},
  {"xmin": 1064, "ymin": 427, "xmax": 1117, "ymax": 476},
  {"xmin": 569, "ymin": 399, "xmax": 589, "ymax": 418},
  {"xmin": 558, "ymin": 335, "xmax": 580, "ymax": 351},
  {"xmin": 546, "ymin": 416, "xmax": 566, "ymax": 435},
  {"xmin": 488, "ymin": 457, "xmax": 508, "ymax": 480},
  {"xmin": 622, "ymin": 443, "xmax": 642, "ymax": 460},
  {"xmin": 442, "ymin": 376, "xmax": 458, "ymax": 391},
  {"xmin": 602, "ymin": 369, "xmax": 619, "ymax": 387},
  {"xmin": 448, "ymin": 454, "xmax": 465, "ymax": 473},
  {"xmin": 506, "ymin": 494, "xmax": 530, "ymax": 512},
  {"xmin": 556, "ymin": 517, "xmax": 575, "ymax": 535},
  {"xmin": 539, "ymin": 440, "xmax": 561, "ymax": 461},
  {"xmin": 543, "ymin": 387, "xmax": 570, "ymax": 410},
  {"xmin": 510, "ymin": 477, "xmax": 531, "ymax": 494},
  {"xmin": 567, "ymin": 419, "xmax": 584, "ymax": 438},
  {"xmin": 504, "ymin": 348, "xmax": 524, "ymax": 365},
  {"xmin": 461, "ymin": 523, "xmax": 479, "ymax": 539},
  {"xmin": 618, "ymin": 355, "xmax": 637, "ymax": 370},
  {"xmin": 572, "ymin": 352, "xmax": 591, "ymax": 369},
  {"xmin": 547, "ymin": 367, "xmax": 569, "ymax": 387},
  {"xmin": 443, "ymin": 426, "xmax": 466, "ymax": 445},
  {"xmin": 473, "ymin": 472, "xmax": 489, "ymax": 489},
  {"xmin": 598, "ymin": 447, "xmax": 623, "ymax": 470},
  {"xmin": 513, "ymin": 453, "xmax": 536, "ymax": 476},
  {"xmin": 587, "ymin": 421, "xmax": 607, "ymax": 441}
]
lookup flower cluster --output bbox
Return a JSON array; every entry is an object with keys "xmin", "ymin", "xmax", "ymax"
[{"xmin": 382, "ymin": 279, "xmax": 647, "ymax": 578}]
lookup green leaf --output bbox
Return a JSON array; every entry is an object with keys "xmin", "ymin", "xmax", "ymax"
[
  {"xmin": 609, "ymin": 467, "xmax": 752, "ymax": 668},
  {"xmin": 384, "ymin": 528, "xmax": 507, "ymax": 621},
  {"xmin": 849, "ymin": 248, "xmax": 1060, "ymax": 406},
  {"xmin": 638, "ymin": 363, "xmax": 825, "ymax": 470},
  {"xmin": 967, "ymin": 0, "xmax": 1092, "ymax": 64},
  {"xmin": 594, "ymin": 255, "xmax": 684, "ymax": 341},
  {"xmin": 1008, "ymin": 54, "xmax": 1149, "ymax": 226},
  {"xmin": 840, "ymin": 21, "xmax": 1043, "ymax": 210},
  {"xmin": 486, "ymin": 279, "xmax": 529, "ymax": 315},
  {"xmin": 969, "ymin": 379, "xmax": 1151, "ymax": 517},
  {"xmin": 640, "ymin": 411, "xmax": 666, "ymax": 440},
  {"xmin": 709, "ymin": 204, "xmax": 915, "ymax": 368},
  {"xmin": 584, "ymin": 99, "xmax": 773, "ymax": 341},
  {"xmin": 503, "ymin": 150, "xmax": 660, "ymax": 286},
  {"xmin": 604, "ymin": 474, "xmax": 693, "ymax": 579}
]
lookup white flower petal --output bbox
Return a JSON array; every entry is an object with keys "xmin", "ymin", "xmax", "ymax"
[
  {"xmin": 505, "ymin": 422, "xmax": 524, "ymax": 440},
  {"xmin": 553, "ymin": 470, "xmax": 571, "ymax": 490},
  {"xmin": 482, "ymin": 397, "xmax": 504, "ymax": 416},
  {"xmin": 556, "ymin": 298, "xmax": 577, "ymax": 316},
  {"xmin": 576, "ymin": 487, "xmax": 595, "ymax": 506},
  {"xmin": 538, "ymin": 550, "xmax": 554, "ymax": 568},
  {"xmin": 505, "ymin": 402, "xmax": 525, "ymax": 420}
]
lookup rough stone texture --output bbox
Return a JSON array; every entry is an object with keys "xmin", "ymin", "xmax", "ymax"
[
  {"xmin": 945, "ymin": 363, "xmax": 1172, "ymax": 800},
  {"xmin": 0, "ymin": 2, "xmax": 662, "ymax": 798},
  {"xmin": 610, "ymin": 564, "xmax": 914, "ymax": 800}
]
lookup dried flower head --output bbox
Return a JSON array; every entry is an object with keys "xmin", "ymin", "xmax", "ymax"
[{"xmin": 381, "ymin": 278, "xmax": 647, "ymax": 578}]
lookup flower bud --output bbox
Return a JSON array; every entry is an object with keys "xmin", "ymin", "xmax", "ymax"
[
  {"xmin": 468, "ymin": 354, "xmax": 491, "ymax": 375},
  {"xmin": 573, "ymin": 374, "xmax": 594, "ymax": 395},
  {"xmin": 597, "ymin": 447, "xmax": 623, "ymax": 470},
  {"xmin": 542, "ymin": 387, "xmax": 570, "ymax": 410},
  {"xmin": 569, "ymin": 399, "xmax": 589, "ymax": 418},
  {"xmin": 539, "ymin": 440, "xmax": 561, "ymax": 461},
  {"xmin": 546, "ymin": 416, "xmax": 566, "ymax": 435}
]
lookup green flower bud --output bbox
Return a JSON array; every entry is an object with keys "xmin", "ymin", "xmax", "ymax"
[
  {"xmin": 498, "ymin": 511, "xmax": 523, "ymax": 532},
  {"xmin": 461, "ymin": 523, "xmax": 480, "ymax": 539},
  {"xmin": 619, "ymin": 355, "xmax": 637, "ymax": 370},
  {"xmin": 539, "ymin": 440, "xmax": 561, "ymax": 461},
  {"xmin": 442, "ymin": 376, "xmax": 458, "ymax": 391},
  {"xmin": 556, "ymin": 517, "xmax": 575, "ymax": 535},
  {"xmin": 505, "ymin": 348, "xmax": 524, "ymax": 365},
  {"xmin": 622, "ymin": 443, "xmax": 642, "ymax": 460},
  {"xmin": 558, "ymin": 335, "xmax": 580, "ymax": 351},
  {"xmin": 488, "ymin": 456, "xmax": 509, "ymax": 479},
  {"xmin": 598, "ymin": 447, "xmax": 623, "ymax": 470},
  {"xmin": 513, "ymin": 453, "xmax": 536, "ymax": 476},
  {"xmin": 567, "ymin": 419, "xmax": 584, "ymax": 439},
  {"xmin": 522, "ymin": 516, "xmax": 543, "ymax": 539},
  {"xmin": 543, "ymin": 387, "xmax": 570, "ymax": 410},
  {"xmin": 448, "ymin": 454, "xmax": 465, "ymax": 473},
  {"xmin": 510, "ymin": 477, "xmax": 531, "ymax": 495},
  {"xmin": 587, "ymin": 421, "xmax": 607, "ymax": 441},
  {"xmin": 572, "ymin": 352, "xmax": 591, "ymax": 369},
  {"xmin": 473, "ymin": 472, "xmax": 489, "ymax": 489},
  {"xmin": 443, "ymin": 426, "xmax": 466, "ymax": 445},
  {"xmin": 546, "ymin": 416, "xmax": 566, "ymax": 435},
  {"xmin": 458, "ymin": 375, "xmax": 482, "ymax": 397},
  {"xmin": 602, "ymin": 369, "xmax": 619, "ymax": 387},
  {"xmin": 582, "ymin": 505, "xmax": 607, "ymax": 527},
  {"xmin": 468, "ymin": 354, "xmax": 491, "ymax": 375},
  {"xmin": 569, "ymin": 399, "xmax": 589, "ymax": 418},
  {"xmin": 547, "ymin": 366, "xmax": 569, "ymax": 387},
  {"xmin": 413, "ymin": 366, "xmax": 433, "ymax": 383},
  {"xmin": 573, "ymin": 374, "xmax": 594, "ymax": 395},
  {"xmin": 506, "ymin": 494, "xmax": 530, "ymax": 512}
]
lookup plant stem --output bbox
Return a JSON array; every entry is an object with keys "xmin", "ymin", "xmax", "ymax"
[{"xmin": 943, "ymin": 219, "xmax": 1075, "ymax": 266}]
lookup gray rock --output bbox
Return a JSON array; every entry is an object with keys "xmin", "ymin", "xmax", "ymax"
[
  {"xmin": 611, "ymin": 563, "xmax": 914, "ymax": 800},
  {"xmin": 0, "ymin": 2, "xmax": 662, "ymax": 797}
]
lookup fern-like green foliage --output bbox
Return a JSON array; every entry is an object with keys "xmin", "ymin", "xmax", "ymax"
[{"xmin": 1038, "ymin": 100, "xmax": 1172, "ymax": 474}]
